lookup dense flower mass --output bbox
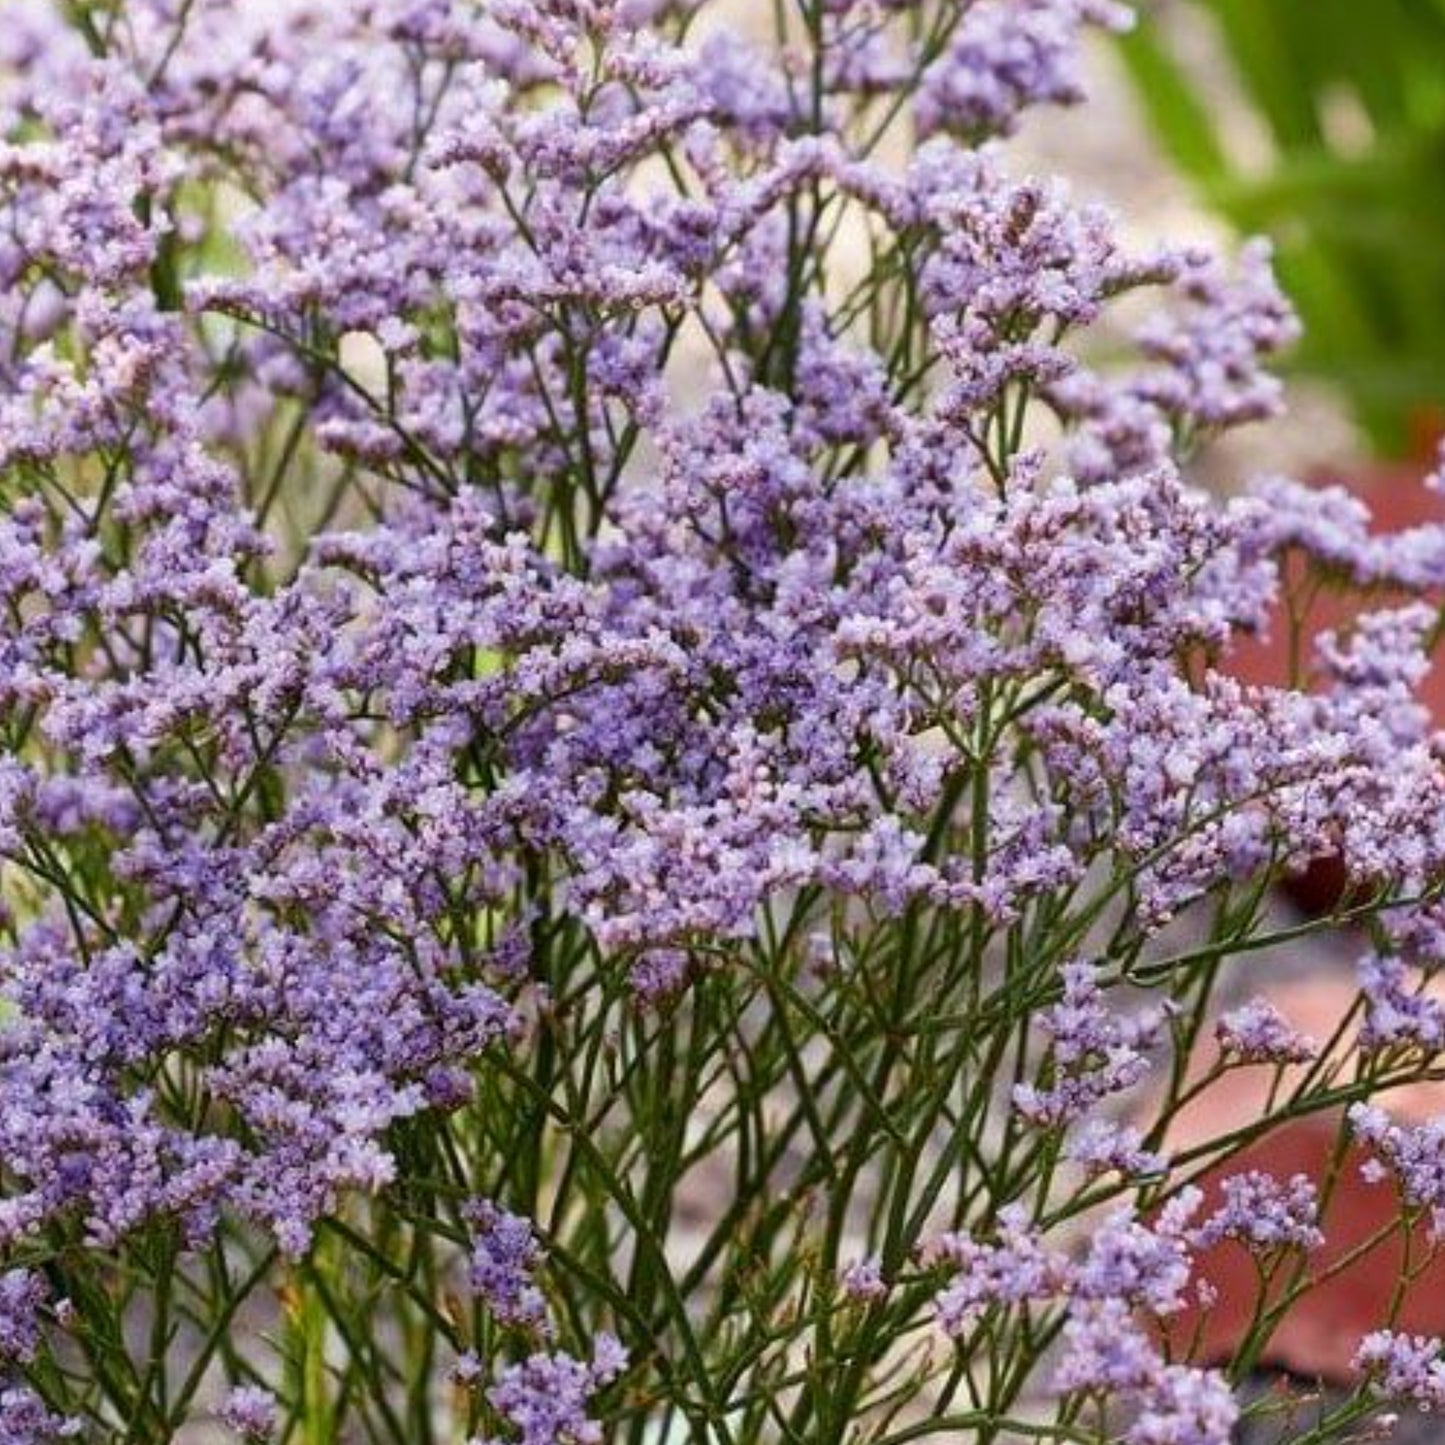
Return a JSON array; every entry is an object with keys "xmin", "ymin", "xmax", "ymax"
[
  {"xmin": 1189, "ymin": 1171, "xmax": 1324, "ymax": 1255},
  {"xmin": 1, "ymin": 0, "xmax": 1444, "ymax": 1441}
]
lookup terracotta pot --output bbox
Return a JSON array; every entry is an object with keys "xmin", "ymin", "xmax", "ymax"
[
  {"xmin": 1161, "ymin": 1116, "xmax": 1445, "ymax": 1384},
  {"xmin": 1152, "ymin": 974, "xmax": 1445, "ymax": 1384}
]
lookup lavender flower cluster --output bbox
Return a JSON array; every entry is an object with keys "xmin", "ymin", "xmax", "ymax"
[{"xmin": 2, "ymin": 0, "xmax": 1445, "ymax": 1441}]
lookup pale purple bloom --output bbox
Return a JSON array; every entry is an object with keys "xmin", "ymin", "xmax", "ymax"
[
  {"xmin": 453, "ymin": 1351, "xmax": 486, "ymax": 1386},
  {"xmin": 1066, "ymin": 1120, "xmax": 1167, "ymax": 1179},
  {"xmin": 628, "ymin": 947, "xmax": 693, "ymax": 1004},
  {"xmin": 1357, "ymin": 1332, "xmax": 1445, "ymax": 1412},
  {"xmin": 1349, "ymin": 1104, "xmax": 1445, "ymax": 1235},
  {"xmin": 1053, "ymin": 1299, "xmax": 1161, "ymax": 1395},
  {"xmin": 1190, "ymin": 1172, "xmax": 1324, "ymax": 1255},
  {"xmin": 934, "ymin": 1201, "xmax": 1194, "ymax": 1340},
  {"xmin": 1053, "ymin": 1302, "xmax": 1237, "ymax": 1445},
  {"xmin": 0, "ymin": 1269, "xmax": 46, "ymax": 1363},
  {"xmin": 1011, "ymin": 962, "xmax": 1166, "ymax": 1126},
  {"xmin": 1130, "ymin": 1364, "xmax": 1238, "ymax": 1445},
  {"xmin": 478, "ymin": 1336, "xmax": 627, "ymax": 1445},
  {"xmin": 917, "ymin": 0, "xmax": 1132, "ymax": 139},
  {"xmin": 1215, "ymin": 999, "xmax": 1318, "ymax": 1065},
  {"xmin": 1073, "ymin": 1207, "xmax": 1194, "ymax": 1316},
  {"xmin": 464, "ymin": 1199, "xmax": 551, "ymax": 1335},
  {"xmin": 1134, "ymin": 239, "xmax": 1301, "ymax": 433},
  {"xmin": 1358, "ymin": 953, "xmax": 1445, "ymax": 1054},
  {"xmin": 839, "ymin": 1257, "xmax": 888, "ymax": 1304},
  {"xmin": 0, "ymin": 1388, "xmax": 80, "ymax": 1443},
  {"xmin": 1235, "ymin": 474, "xmax": 1445, "ymax": 594},
  {"xmin": 931, "ymin": 1205, "xmax": 1066, "ymax": 1336},
  {"xmin": 219, "ymin": 1386, "xmax": 278, "ymax": 1441}
]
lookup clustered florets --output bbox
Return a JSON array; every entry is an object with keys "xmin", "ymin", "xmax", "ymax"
[
  {"xmin": 1215, "ymin": 997, "xmax": 1319, "ymax": 1065},
  {"xmin": 218, "ymin": 1387, "xmax": 279, "ymax": 1442},
  {"xmin": 1011, "ymin": 961, "xmax": 1170, "ymax": 1126},
  {"xmin": 466, "ymin": 1198, "xmax": 553, "ymax": 1335},
  {"xmin": 1189, "ymin": 1171, "xmax": 1325, "ymax": 1255},
  {"xmin": 1350, "ymin": 1105, "xmax": 1445, "ymax": 1237},
  {"xmin": 1357, "ymin": 1333, "xmax": 1445, "ymax": 1413},
  {"xmin": 931, "ymin": 1197, "xmax": 1240, "ymax": 1445},
  {"xmin": 475, "ymin": 1336, "xmax": 628, "ymax": 1445},
  {"xmin": 1, "ymin": 0, "xmax": 1444, "ymax": 1440}
]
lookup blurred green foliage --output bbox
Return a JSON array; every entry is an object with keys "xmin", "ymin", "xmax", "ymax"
[{"xmin": 1117, "ymin": 0, "xmax": 1445, "ymax": 455}]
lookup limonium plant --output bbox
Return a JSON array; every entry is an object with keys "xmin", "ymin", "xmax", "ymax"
[{"xmin": 5, "ymin": 1, "xmax": 1445, "ymax": 1442}]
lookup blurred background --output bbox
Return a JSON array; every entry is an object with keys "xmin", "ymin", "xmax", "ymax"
[
  {"xmin": 1119, "ymin": 0, "xmax": 1445, "ymax": 464},
  {"xmin": 1022, "ymin": 0, "xmax": 1445, "ymax": 486}
]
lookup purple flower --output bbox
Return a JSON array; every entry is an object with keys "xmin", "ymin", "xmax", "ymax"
[
  {"xmin": 839, "ymin": 1257, "xmax": 888, "ymax": 1304},
  {"xmin": 1357, "ymin": 1332, "xmax": 1445, "ymax": 1411},
  {"xmin": 1190, "ymin": 1171, "xmax": 1324, "ymax": 1255},
  {"xmin": 0, "ymin": 1269, "xmax": 46, "ymax": 1363},
  {"xmin": 1066, "ymin": 1120, "xmax": 1167, "ymax": 1179},
  {"xmin": 1133, "ymin": 239, "xmax": 1301, "ymax": 434},
  {"xmin": 917, "ymin": 0, "xmax": 1133, "ymax": 140},
  {"xmin": 464, "ymin": 1198, "xmax": 551, "ymax": 1335},
  {"xmin": 1358, "ymin": 953, "xmax": 1445, "ymax": 1054},
  {"xmin": 0, "ymin": 1387, "xmax": 80, "ymax": 1444},
  {"xmin": 219, "ymin": 1386, "xmax": 279, "ymax": 1441},
  {"xmin": 1073, "ymin": 1207, "xmax": 1194, "ymax": 1316},
  {"xmin": 627, "ymin": 947, "xmax": 693, "ymax": 1005},
  {"xmin": 453, "ymin": 1351, "xmax": 486, "ymax": 1386},
  {"xmin": 1130, "ymin": 1364, "xmax": 1238, "ymax": 1445},
  {"xmin": 1012, "ymin": 962, "xmax": 1167, "ymax": 1126},
  {"xmin": 1215, "ymin": 999, "xmax": 1318, "ymax": 1065},
  {"xmin": 1053, "ymin": 1299, "xmax": 1161, "ymax": 1395},
  {"xmin": 1349, "ymin": 1104, "xmax": 1445, "ymax": 1235},
  {"xmin": 478, "ymin": 1336, "xmax": 627, "ymax": 1445},
  {"xmin": 930, "ymin": 1205, "xmax": 1067, "ymax": 1336},
  {"xmin": 1055, "ymin": 1302, "xmax": 1237, "ymax": 1444},
  {"xmin": 1, "ymin": 0, "xmax": 1444, "ymax": 1438}
]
